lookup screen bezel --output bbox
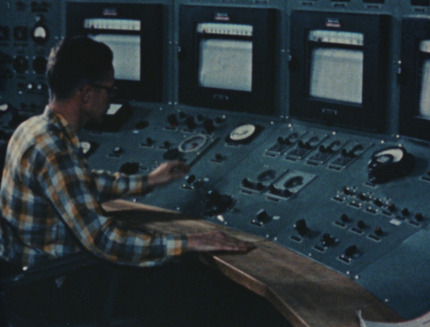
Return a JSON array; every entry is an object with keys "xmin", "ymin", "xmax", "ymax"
[
  {"xmin": 399, "ymin": 17, "xmax": 430, "ymax": 141},
  {"xmin": 289, "ymin": 11, "xmax": 390, "ymax": 132},
  {"xmin": 178, "ymin": 5, "xmax": 278, "ymax": 116},
  {"xmin": 66, "ymin": 2, "xmax": 164, "ymax": 103}
]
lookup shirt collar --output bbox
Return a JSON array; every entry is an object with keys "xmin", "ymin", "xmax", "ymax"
[{"xmin": 43, "ymin": 106, "xmax": 80, "ymax": 149}]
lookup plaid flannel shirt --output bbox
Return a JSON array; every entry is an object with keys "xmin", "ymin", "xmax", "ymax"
[{"xmin": 0, "ymin": 107, "xmax": 186, "ymax": 268}]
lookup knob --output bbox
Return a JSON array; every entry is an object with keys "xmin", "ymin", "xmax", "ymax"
[
  {"xmin": 374, "ymin": 227, "xmax": 384, "ymax": 237},
  {"xmin": 401, "ymin": 208, "xmax": 410, "ymax": 216},
  {"xmin": 214, "ymin": 115, "xmax": 227, "ymax": 127},
  {"xmin": 269, "ymin": 184, "xmax": 292, "ymax": 197},
  {"xmin": 277, "ymin": 137, "xmax": 286, "ymax": 145},
  {"xmin": 242, "ymin": 178, "xmax": 253, "ymax": 188},
  {"xmin": 340, "ymin": 214, "xmax": 351, "ymax": 223},
  {"xmin": 167, "ymin": 114, "xmax": 178, "ymax": 127},
  {"xmin": 185, "ymin": 174, "xmax": 196, "ymax": 184},
  {"xmin": 344, "ymin": 245, "xmax": 359, "ymax": 258},
  {"xmin": 415, "ymin": 213, "xmax": 424, "ymax": 222},
  {"xmin": 387, "ymin": 203, "xmax": 396, "ymax": 212},
  {"xmin": 214, "ymin": 153, "xmax": 224, "ymax": 162},
  {"xmin": 203, "ymin": 119, "xmax": 215, "ymax": 133},
  {"xmin": 256, "ymin": 209, "xmax": 272, "ymax": 223},
  {"xmin": 368, "ymin": 146, "xmax": 414, "ymax": 184},
  {"xmin": 357, "ymin": 220, "xmax": 367, "ymax": 229},
  {"xmin": 185, "ymin": 116, "xmax": 196, "ymax": 130},
  {"xmin": 321, "ymin": 233, "xmax": 336, "ymax": 247},
  {"xmin": 294, "ymin": 219, "xmax": 309, "ymax": 236},
  {"xmin": 205, "ymin": 190, "xmax": 233, "ymax": 216}
]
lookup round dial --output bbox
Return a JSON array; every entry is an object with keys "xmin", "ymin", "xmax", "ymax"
[
  {"xmin": 178, "ymin": 134, "xmax": 207, "ymax": 153},
  {"xmin": 229, "ymin": 124, "xmax": 256, "ymax": 142}
]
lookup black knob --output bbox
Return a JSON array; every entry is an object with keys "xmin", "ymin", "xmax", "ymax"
[
  {"xmin": 167, "ymin": 114, "xmax": 178, "ymax": 127},
  {"xmin": 185, "ymin": 116, "xmax": 196, "ymax": 130},
  {"xmin": 242, "ymin": 178, "xmax": 253, "ymax": 188},
  {"xmin": 340, "ymin": 214, "xmax": 351, "ymax": 223},
  {"xmin": 374, "ymin": 227, "xmax": 384, "ymax": 236},
  {"xmin": 214, "ymin": 153, "xmax": 224, "ymax": 161},
  {"xmin": 214, "ymin": 115, "xmax": 227, "ymax": 126},
  {"xmin": 163, "ymin": 140, "xmax": 171, "ymax": 149},
  {"xmin": 345, "ymin": 245, "xmax": 359, "ymax": 258},
  {"xmin": 387, "ymin": 203, "xmax": 396, "ymax": 212},
  {"xmin": 401, "ymin": 208, "xmax": 410, "ymax": 216},
  {"xmin": 342, "ymin": 186, "xmax": 353, "ymax": 196},
  {"xmin": 294, "ymin": 219, "xmax": 309, "ymax": 236},
  {"xmin": 205, "ymin": 190, "xmax": 233, "ymax": 215},
  {"xmin": 185, "ymin": 175, "xmax": 196, "ymax": 184},
  {"xmin": 357, "ymin": 220, "xmax": 367, "ymax": 229},
  {"xmin": 269, "ymin": 185, "xmax": 292, "ymax": 197},
  {"xmin": 203, "ymin": 119, "xmax": 215, "ymax": 133},
  {"xmin": 367, "ymin": 146, "xmax": 415, "ymax": 184},
  {"xmin": 256, "ymin": 209, "xmax": 272, "ymax": 223},
  {"xmin": 321, "ymin": 234, "xmax": 336, "ymax": 247},
  {"xmin": 277, "ymin": 136, "xmax": 286, "ymax": 144},
  {"xmin": 415, "ymin": 213, "xmax": 424, "ymax": 222}
]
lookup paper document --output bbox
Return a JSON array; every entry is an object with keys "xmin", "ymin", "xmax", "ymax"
[{"xmin": 358, "ymin": 310, "xmax": 430, "ymax": 327}]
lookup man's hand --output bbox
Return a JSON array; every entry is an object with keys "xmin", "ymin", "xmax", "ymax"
[
  {"xmin": 186, "ymin": 231, "xmax": 255, "ymax": 253},
  {"xmin": 147, "ymin": 161, "xmax": 189, "ymax": 187}
]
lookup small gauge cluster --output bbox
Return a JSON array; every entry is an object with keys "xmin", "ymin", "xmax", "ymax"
[{"xmin": 0, "ymin": 0, "xmax": 61, "ymax": 115}]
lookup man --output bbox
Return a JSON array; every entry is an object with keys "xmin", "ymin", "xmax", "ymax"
[{"xmin": 0, "ymin": 36, "xmax": 253, "ymax": 270}]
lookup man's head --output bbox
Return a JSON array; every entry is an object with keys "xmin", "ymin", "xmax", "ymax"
[{"xmin": 46, "ymin": 36, "xmax": 114, "ymax": 102}]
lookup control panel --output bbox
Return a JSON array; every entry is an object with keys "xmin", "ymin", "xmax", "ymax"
[
  {"xmin": 78, "ymin": 104, "xmax": 430, "ymax": 319},
  {"xmin": 2, "ymin": 0, "xmax": 430, "ymax": 322}
]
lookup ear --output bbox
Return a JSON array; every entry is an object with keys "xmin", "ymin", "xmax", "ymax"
[{"xmin": 80, "ymin": 85, "xmax": 92, "ymax": 104}]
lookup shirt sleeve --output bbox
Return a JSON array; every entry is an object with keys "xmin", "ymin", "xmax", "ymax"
[
  {"xmin": 34, "ymin": 145, "xmax": 187, "ymax": 267},
  {"xmin": 90, "ymin": 169, "xmax": 149, "ymax": 203}
]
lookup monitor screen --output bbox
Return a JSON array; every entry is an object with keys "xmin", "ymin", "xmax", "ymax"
[
  {"xmin": 178, "ymin": 6, "xmax": 277, "ymax": 115},
  {"xmin": 198, "ymin": 38, "xmax": 253, "ymax": 92},
  {"xmin": 308, "ymin": 30, "xmax": 364, "ymax": 104},
  {"xmin": 66, "ymin": 2, "xmax": 164, "ymax": 102},
  {"xmin": 310, "ymin": 48, "xmax": 363, "ymax": 104},
  {"xmin": 289, "ymin": 11, "xmax": 390, "ymax": 132},
  {"xmin": 89, "ymin": 33, "xmax": 141, "ymax": 82},
  {"xmin": 419, "ymin": 41, "xmax": 430, "ymax": 119}
]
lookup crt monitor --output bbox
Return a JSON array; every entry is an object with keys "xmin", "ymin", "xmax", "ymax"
[
  {"xmin": 289, "ymin": 11, "xmax": 390, "ymax": 132},
  {"xmin": 399, "ymin": 17, "xmax": 430, "ymax": 141},
  {"xmin": 66, "ymin": 2, "xmax": 164, "ymax": 103},
  {"xmin": 178, "ymin": 5, "xmax": 278, "ymax": 116}
]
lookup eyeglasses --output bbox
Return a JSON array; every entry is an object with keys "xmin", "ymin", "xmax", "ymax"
[{"xmin": 91, "ymin": 84, "xmax": 118, "ymax": 98}]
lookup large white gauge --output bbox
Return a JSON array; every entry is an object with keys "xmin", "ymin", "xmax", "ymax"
[{"xmin": 229, "ymin": 124, "xmax": 256, "ymax": 142}]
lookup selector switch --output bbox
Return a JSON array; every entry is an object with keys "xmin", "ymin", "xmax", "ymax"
[
  {"xmin": 204, "ymin": 190, "xmax": 234, "ymax": 216},
  {"xmin": 321, "ymin": 233, "xmax": 337, "ymax": 247},
  {"xmin": 294, "ymin": 219, "xmax": 309, "ymax": 236},
  {"xmin": 345, "ymin": 245, "xmax": 359, "ymax": 258},
  {"xmin": 251, "ymin": 209, "xmax": 272, "ymax": 226}
]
